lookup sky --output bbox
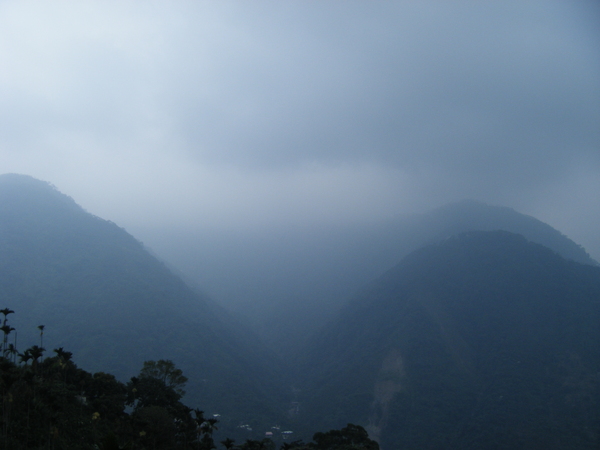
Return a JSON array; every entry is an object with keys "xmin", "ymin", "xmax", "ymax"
[{"xmin": 1, "ymin": 0, "xmax": 600, "ymax": 261}]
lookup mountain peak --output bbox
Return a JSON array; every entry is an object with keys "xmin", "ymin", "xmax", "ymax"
[
  {"xmin": 0, "ymin": 173, "xmax": 82, "ymax": 217},
  {"xmin": 300, "ymin": 230, "xmax": 600, "ymax": 448},
  {"xmin": 0, "ymin": 174, "xmax": 289, "ymax": 433},
  {"xmin": 415, "ymin": 199, "xmax": 597, "ymax": 265}
]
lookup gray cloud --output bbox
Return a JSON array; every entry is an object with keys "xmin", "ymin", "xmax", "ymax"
[
  {"xmin": 166, "ymin": 1, "xmax": 600, "ymax": 167},
  {"xmin": 1, "ymin": 0, "xmax": 599, "ymax": 258}
]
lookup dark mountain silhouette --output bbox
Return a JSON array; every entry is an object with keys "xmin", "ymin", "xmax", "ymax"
[
  {"xmin": 147, "ymin": 200, "xmax": 596, "ymax": 359},
  {"xmin": 3, "ymin": 173, "xmax": 598, "ymax": 447},
  {"xmin": 404, "ymin": 200, "xmax": 596, "ymax": 265},
  {"xmin": 298, "ymin": 230, "xmax": 600, "ymax": 449},
  {"xmin": 0, "ymin": 173, "xmax": 288, "ymax": 433}
]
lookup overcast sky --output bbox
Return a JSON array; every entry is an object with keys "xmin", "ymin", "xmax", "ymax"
[{"xmin": 1, "ymin": 1, "xmax": 599, "ymax": 258}]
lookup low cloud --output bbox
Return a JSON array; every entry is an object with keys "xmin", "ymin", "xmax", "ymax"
[{"xmin": 1, "ymin": 1, "xmax": 599, "ymax": 257}]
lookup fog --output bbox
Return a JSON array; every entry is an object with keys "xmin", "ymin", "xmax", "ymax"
[{"xmin": 2, "ymin": 1, "xmax": 599, "ymax": 330}]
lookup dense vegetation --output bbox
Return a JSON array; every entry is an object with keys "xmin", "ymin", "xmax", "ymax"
[
  {"xmin": 0, "ymin": 310, "xmax": 378, "ymax": 449},
  {"xmin": 2, "ymin": 174, "xmax": 599, "ymax": 449},
  {"xmin": 299, "ymin": 231, "xmax": 600, "ymax": 449},
  {"xmin": 0, "ymin": 174, "xmax": 289, "ymax": 435},
  {"xmin": 165, "ymin": 198, "xmax": 596, "ymax": 361}
]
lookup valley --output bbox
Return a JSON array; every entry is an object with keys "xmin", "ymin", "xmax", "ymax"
[{"xmin": 1, "ymin": 173, "xmax": 599, "ymax": 449}]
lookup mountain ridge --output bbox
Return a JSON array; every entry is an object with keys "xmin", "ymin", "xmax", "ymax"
[
  {"xmin": 298, "ymin": 230, "xmax": 600, "ymax": 449},
  {"xmin": 3, "ymin": 173, "xmax": 599, "ymax": 447},
  {"xmin": 0, "ymin": 173, "xmax": 289, "ymax": 435},
  {"xmin": 137, "ymin": 198, "xmax": 596, "ymax": 359}
]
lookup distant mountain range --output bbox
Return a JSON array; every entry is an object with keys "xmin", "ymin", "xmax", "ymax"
[
  {"xmin": 167, "ymin": 197, "xmax": 595, "ymax": 358},
  {"xmin": 297, "ymin": 230, "xmax": 600, "ymax": 449},
  {"xmin": 2, "ymin": 173, "xmax": 598, "ymax": 448},
  {"xmin": 0, "ymin": 173, "xmax": 289, "ymax": 436},
  {"xmin": 404, "ymin": 199, "xmax": 596, "ymax": 265}
]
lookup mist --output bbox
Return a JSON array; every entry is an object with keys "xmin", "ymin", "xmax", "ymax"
[{"xmin": 2, "ymin": 1, "xmax": 599, "ymax": 320}]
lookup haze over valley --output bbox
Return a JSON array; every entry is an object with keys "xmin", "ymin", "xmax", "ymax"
[
  {"xmin": 1, "ymin": 2, "xmax": 599, "ymax": 448},
  {"xmin": 2, "ymin": 173, "xmax": 599, "ymax": 448}
]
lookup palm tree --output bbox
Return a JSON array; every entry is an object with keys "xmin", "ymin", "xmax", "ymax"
[
  {"xmin": 27, "ymin": 345, "xmax": 45, "ymax": 373},
  {"xmin": 53, "ymin": 347, "xmax": 73, "ymax": 383},
  {"xmin": 0, "ymin": 325, "xmax": 15, "ymax": 356},
  {"xmin": 0, "ymin": 309, "xmax": 14, "ymax": 326},
  {"xmin": 0, "ymin": 309, "xmax": 15, "ymax": 355},
  {"xmin": 53, "ymin": 347, "xmax": 73, "ymax": 362},
  {"xmin": 4, "ymin": 344, "xmax": 17, "ymax": 363},
  {"xmin": 12, "ymin": 330, "xmax": 17, "ymax": 361},
  {"xmin": 221, "ymin": 438, "xmax": 236, "ymax": 450},
  {"xmin": 18, "ymin": 350, "xmax": 32, "ymax": 366},
  {"xmin": 37, "ymin": 325, "xmax": 45, "ymax": 348}
]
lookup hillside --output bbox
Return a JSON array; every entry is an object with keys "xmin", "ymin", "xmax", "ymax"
[
  {"xmin": 142, "ymin": 200, "xmax": 596, "ymax": 359},
  {"xmin": 406, "ymin": 200, "xmax": 596, "ymax": 265},
  {"xmin": 3, "ymin": 173, "xmax": 598, "ymax": 447},
  {"xmin": 0, "ymin": 174, "xmax": 289, "ymax": 434},
  {"xmin": 298, "ymin": 231, "xmax": 600, "ymax": 449}
]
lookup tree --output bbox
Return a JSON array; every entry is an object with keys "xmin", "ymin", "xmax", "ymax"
[
  {"xmin": 0, "ymin": 325, "xmax": 15, "ymax": 356},
  {"xmin": 126, "ymin": 361, "xmax": 205, "ymax": 449},
  {"xmin": 132, "ymin": 405, "xmax": 178, "ymax": 449},
  {"xmin": 37, "ymin": 325, "xmax": 45, "ymax": 349},
  {"xmin": 139, "ymin": 359, "xmax": 188, "ymax": 397},
  {"xmin": 86, "ymin": 372, "xmax": 127, "ymax": 422},
  {"xmin": 221, "ymin": 437, "xmax": 236, "ymax": 449},
  {"xmin": 18, "ymin": 349, "xmax": 32, "ymax": 365},
  {"xmin": 27, "ymin": 345, "xmax": 45, "ymax": 373},
  {"xmin": 237, "ymin": 438, "xmax": 276, "ymax": 450},
  {"xmin": 53, "ymin": 347, "xmax": 73, "ymax": 362},
  {"xmin": 0, "ymin": 309, "xmax": 14, "ymax": 325},
  {"xmin": 311, "ymin": 424, "xmax": 379, "ymax": 450},
  {"xmin": 127, "ymin": 375, "xmax": 182, "ymax": 411},
  {"xmin": 4, "ymin": 343, "xmax": 17, "ymax": 363},
  {"xmin": 0, "ymin": 309, "xmax": 14, "ymax": 356},
  {"xmin": 281, "ymin": 441, "xmax": 310, "ymax": 450}
]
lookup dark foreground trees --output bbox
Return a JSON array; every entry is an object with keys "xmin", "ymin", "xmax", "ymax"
[
  {"xmin": 0, "ymin": 311, "xmax": 378, "ymax": 450},
  {"xmin": 0, "ymin": 352, "xmax": 213, "ymax": 449},
  {"xmin": 217, "ymin": 423, "xmax": 379, "ymax": 450},
  {"xmin": 275, "ymin": 425, "xmax": 379, "ymax": 450}
]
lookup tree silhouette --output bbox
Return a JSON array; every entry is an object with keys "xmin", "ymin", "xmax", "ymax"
[
  {"xmin": 4, "ymin": 343, "xmax": 17, "ymax": 363},
  {"xmin": 0, "ymin": 310, "xmax": 385, "ymax": 450},
  {"xmin": 280, "ymin": 441, "xmax": 309, "ymax": 450},
  {"xmin": 221, "ymin": 437, "xmax": 236, "ymax": 449},
  {"xmin": 312, "ymin": 424, "xmax": 379, "ymax": 450},
  {"xmin": 0, "ymin": 325, "xmax": 15, "ymax": 356},
  {"xmin": 27, "ymin": 345, "xmax": 45, "ymax": 373},
  {"xmin": 0, "ymin": 309, "xmax": 14, "ymax": 325},
  {"xmin": 53, "ymin": 347, "xmax": 73, "ymax": 362},
  {"xmin": 139, "ymin": 359, "xmax": 188, "ymax": 397},
  {"xmin": 0, "ymin": 309, "xmax": 14, "ymax": 356},
  {"xmin": 37, "ymin": 325, "xmax": 45, "ymax": 349},
  {"xmin": 18, "ymin": 349, "xmax": 32, "ymax": 365}
]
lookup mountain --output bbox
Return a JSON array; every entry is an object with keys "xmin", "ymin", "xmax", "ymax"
[
  {"xmin": 405, "ymin": 200, "xmax": 596, "ymax": 265},
  {"xmin": 297, "ymin": 230, "xmax": 600, "ymax": 449},
  {"xmin": 139, "ymin": 200, "xmax": 596, "ymax": 359},
  {"xmin": 0, "ymin": 173, "xmax": 289, "ymax": 434},
  {"xmin": 4, "ymin": 173, "xmax": 597, "ymax": 446}
]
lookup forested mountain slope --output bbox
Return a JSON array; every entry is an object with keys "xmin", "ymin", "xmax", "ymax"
[
  {"xmin": 0, "ymin": 173, "xmax": 288, "ymax": 432},
  {"xmin": 148, "ymin": 200, "xmax": 596, "ymax": 359},
  {"xmin": 298, "ymin": 230, "xmax": 600, "ymax": 449},
  {"xmin": 406, "ymin": 200, "xmax": 596, "ymax": 265}
]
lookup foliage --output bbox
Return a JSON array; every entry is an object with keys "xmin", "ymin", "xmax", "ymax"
[
  {"xmin": 4, "ymin": 175, "xmax": 599, "ymax": 449},
  {"xmin": 0, "ymin": 174, "xmax": 289, "ymax": 433},
  {"xmin": 299, "ymin": 231, "xmax": 600, "ymax": 449},
  {"xmin": 0, "ymin": 310, "xmax": 379, "ymax": 449},
  {"xmin": 310, "ymin": 424, "xmax": 379, "ymax": 450},
  {"xmin": 139, "ymin": 359, "xmax": 188, "ymax": 397},
  {"xmin": 220, "ymin": 424, "xmax": 377, "ymax": 450}
]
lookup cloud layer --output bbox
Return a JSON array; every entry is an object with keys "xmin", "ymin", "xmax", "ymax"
[{"xmin": 1, "ymin": 1, "xmax": 599, "ymax": 256}]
